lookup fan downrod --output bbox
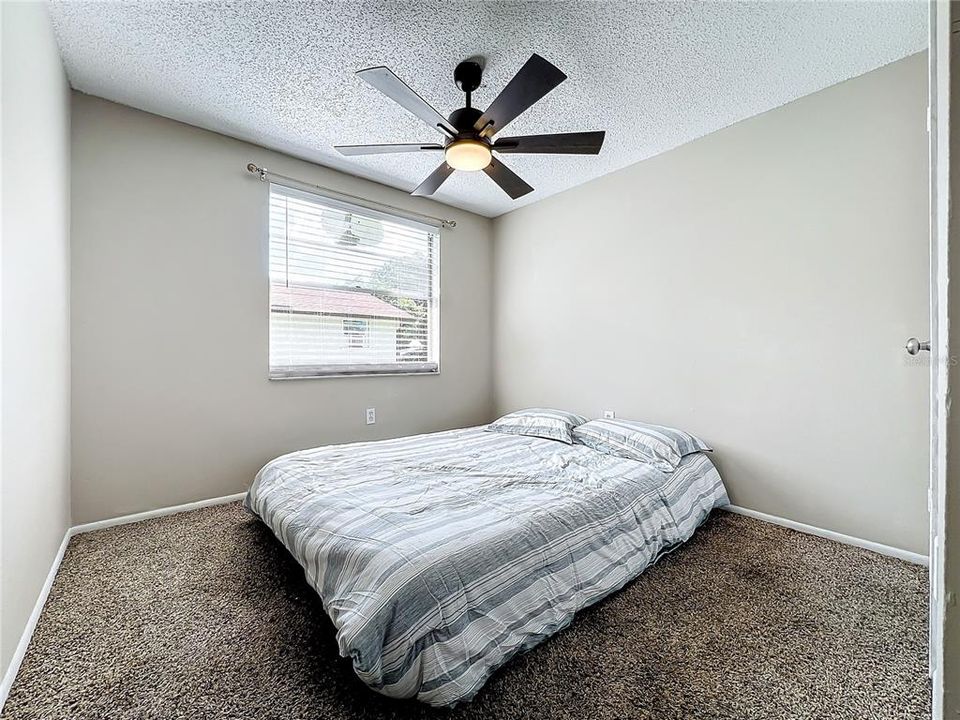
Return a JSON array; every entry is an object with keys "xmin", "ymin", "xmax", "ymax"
[{"xmin": 454, "ymin": 59, "xmax": 484, "ymax": 111}]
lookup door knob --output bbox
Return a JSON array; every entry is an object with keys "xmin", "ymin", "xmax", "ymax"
[{"xmin": 905, "ymin": 337, "xmax": 931, "ymax": 355}]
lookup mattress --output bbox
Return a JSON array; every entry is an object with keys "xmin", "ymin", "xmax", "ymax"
[{"xmin": 245, "ymin": 426, "xmax": 728, "ymax": 706}]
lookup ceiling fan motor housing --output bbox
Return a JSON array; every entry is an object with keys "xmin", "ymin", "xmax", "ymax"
[{"xmin": 446, "ymin": 106, "xmax": 486, "ymax": 145}]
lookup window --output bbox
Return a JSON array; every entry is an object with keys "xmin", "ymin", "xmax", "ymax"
[{"xmin": 268, "ymin": 184, "xmax": 440, "ymax": 378}]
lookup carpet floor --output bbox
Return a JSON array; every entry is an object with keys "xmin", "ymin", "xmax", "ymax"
[{"xmin": 2, "ymin": 504, "xmax": 929, "ymax": 720}]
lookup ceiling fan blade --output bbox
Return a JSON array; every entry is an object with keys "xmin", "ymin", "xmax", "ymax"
[
  {"xmin": 357, "ymin": 66, "xmax": 457, "ymax": 137},
  {"xmin": 335, "ymin": 143, "xmax": 444, "ymax": 156},
  {"xmin": 474, "ymin": 54, "xmax": 567, "ymax": 137},
  {"xmin": 483, "ymin": 157, "xmax": 534, "ymax": 199},
  {"xmin": 411, "ymin": 162, "xmax": 455, "ymax": 196},
  {"xmin": 493, "ymin": 131, "xmax": 605, "ymax": 155}
]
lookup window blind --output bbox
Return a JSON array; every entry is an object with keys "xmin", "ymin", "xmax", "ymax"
[{"xmin": 268, "ymin": 184, "xmax": 440, "ymax": 379}]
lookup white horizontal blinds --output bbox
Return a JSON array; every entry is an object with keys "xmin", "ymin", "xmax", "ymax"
[{"xmin": 269, "ymin": 184, "xmax": 440, "ymax": 378}]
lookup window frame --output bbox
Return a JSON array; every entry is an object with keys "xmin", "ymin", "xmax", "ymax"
[{"xmin": 267, "ymin": 183, "xmax": 441, "ymax": 380}]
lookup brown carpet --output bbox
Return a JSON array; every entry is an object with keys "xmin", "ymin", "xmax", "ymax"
[{"xmin": 2, "ymin": 504, "xmax": 929, "ymax": 720}]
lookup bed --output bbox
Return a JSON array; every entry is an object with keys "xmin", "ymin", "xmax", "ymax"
[{"xmin": 245, "ymin": 425, "xmax": 728, "ymax": 707}]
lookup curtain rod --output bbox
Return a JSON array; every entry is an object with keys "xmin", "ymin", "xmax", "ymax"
[{"xmin": 245, "ymin": 163, "xmax": 457, "ymax": 229}]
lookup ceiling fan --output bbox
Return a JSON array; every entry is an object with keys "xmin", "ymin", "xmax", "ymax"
[{"xmin": 334, "ymin": 54, "xmax": 605, "ymax": 200}]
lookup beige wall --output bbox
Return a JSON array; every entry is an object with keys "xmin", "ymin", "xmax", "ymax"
[
  {"xmin": 0, "ymin": 2, "xmax": 72, "ymax": 677},
  {"xmin": 70, "ymin": 94, "xmax": 494, "ymax": 524},
  {"xmin": 66, "ymin": 52, "xmax": 931, "ymax": 547},
  {"xmin": 493, "ymin": 53, "xmax": 930, "ymax": 554}
]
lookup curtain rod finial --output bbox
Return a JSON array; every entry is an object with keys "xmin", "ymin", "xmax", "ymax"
[{"xmin": 247, "ymin": 163, "xmax": 267, "ymax": 181}]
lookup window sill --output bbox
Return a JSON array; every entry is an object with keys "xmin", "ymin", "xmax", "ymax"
[{"xmin": 269, "ymin": 363, "xmax": 439, "ymax": 380}]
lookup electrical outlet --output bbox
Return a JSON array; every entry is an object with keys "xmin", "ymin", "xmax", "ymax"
[
  {"xmin": 366, "ymin": 408, "xmax": 376, "ymax": 425},
  {"xmin": 602, "ymin": 410, "xmax": 615, "ymax": 419}
]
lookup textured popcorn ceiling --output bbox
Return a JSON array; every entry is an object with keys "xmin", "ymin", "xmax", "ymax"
[{"xmin": 49, "ymin": 1, "xmax": 926, "ymax": 218}]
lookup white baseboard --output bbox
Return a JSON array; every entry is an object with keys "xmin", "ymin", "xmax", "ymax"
[
  {"xmin": 0, "ymin": 528, "xmax": 72, "ymax": 711},
  {"xmin": 723, "ymin": 504, "xmax": 928, "ymax": 566},
  {"xmin": 70, "ymin": 492, "xmax": 247, "ymax": 535},
  {"xmin": 0, "ymin": 491, "xmax": 247, "ymax": 714}
]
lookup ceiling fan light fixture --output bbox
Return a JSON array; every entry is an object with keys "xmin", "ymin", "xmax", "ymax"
[{"xmin": 444, "ymin": 139, "xmax": 492, "ymax": 172}]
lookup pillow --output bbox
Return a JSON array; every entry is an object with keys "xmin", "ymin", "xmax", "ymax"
[
  {"xmin": 572, "ymin": 418, "xmax": 711, "ymax": 471},
  {"xmin": 486, "ymin": 408, "xmax": 588, "ymax": 444}
]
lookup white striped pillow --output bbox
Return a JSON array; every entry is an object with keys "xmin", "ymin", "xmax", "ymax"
[
  {"xmin": 573, "ymin": 418, "xmax": 711, "ymax": 471},
  {"xmin": 486, "ymin": 408, "xmax": 588, "ymax": 444}
]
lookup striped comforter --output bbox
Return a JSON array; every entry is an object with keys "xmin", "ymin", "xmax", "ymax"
[{"xmin": 245, "ymin": 426, "xmax": 728, "ymax": 706}]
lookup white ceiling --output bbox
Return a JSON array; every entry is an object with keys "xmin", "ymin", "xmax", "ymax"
[{"xmin": 49, "ymin": 1, "xmax": 926, "ymax": 218}]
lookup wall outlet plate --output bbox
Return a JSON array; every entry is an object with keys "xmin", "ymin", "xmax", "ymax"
[
  {"xmin": 366, "ymin": 408, "xmax": 376, "ymax": 425},
  {"xmin": 602, "ymin": 410, "xmax": 615, "ymax": 419}
]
